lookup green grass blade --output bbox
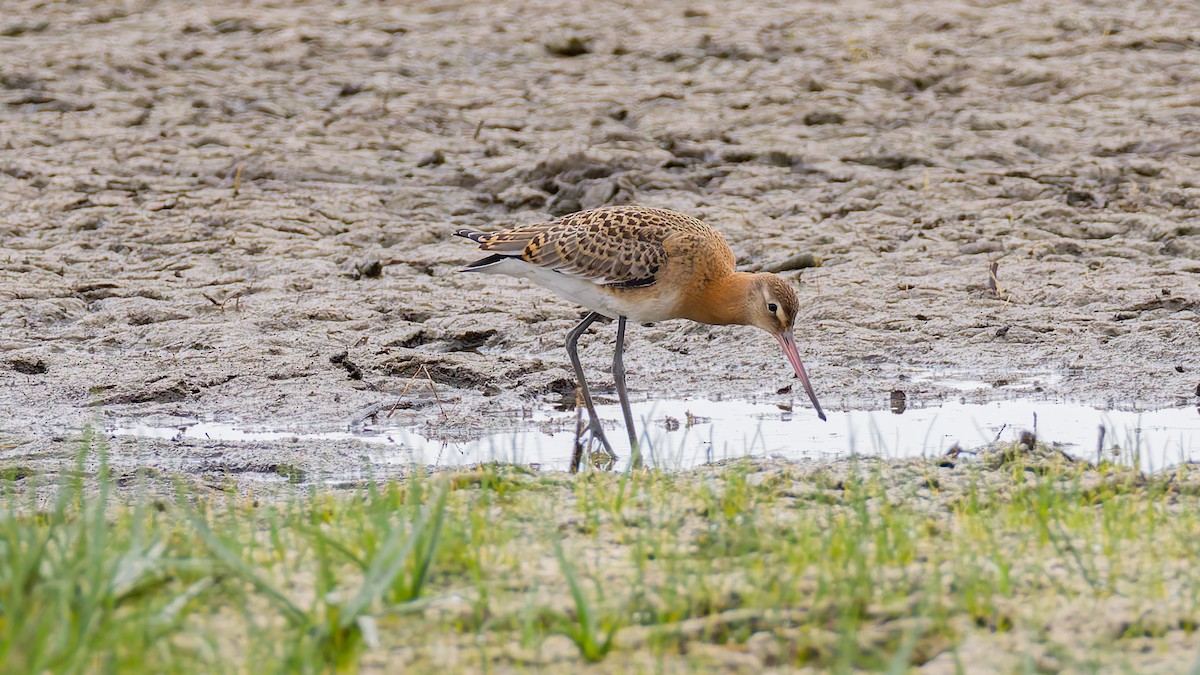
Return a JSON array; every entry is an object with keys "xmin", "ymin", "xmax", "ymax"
[{"xmin": 185, "ymin": 509, "xmax": 307, "ymax": 627}]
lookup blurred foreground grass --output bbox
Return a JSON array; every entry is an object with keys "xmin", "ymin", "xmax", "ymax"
[{"xmin": 3, "ymin": 433, "xmax": 1200, "ymax": 673}]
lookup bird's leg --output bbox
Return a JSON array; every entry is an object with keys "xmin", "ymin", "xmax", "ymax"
[
  {"xmin": 612, "ymin": 316, "xmax": 642, "ymax": 468},
  {"xmin": 566, "ymin": 312, "xmax": 617, "ymax": 460}
]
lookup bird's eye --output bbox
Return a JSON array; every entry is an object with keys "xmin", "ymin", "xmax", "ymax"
[{"xmin": 767, "ymin": 303, "xmax": 778, "ymax": 313}]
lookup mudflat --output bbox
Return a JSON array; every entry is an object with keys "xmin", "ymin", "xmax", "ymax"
[{"xmin": 2, "ymin": 0, "xmax": 1199, "ymax": 480}]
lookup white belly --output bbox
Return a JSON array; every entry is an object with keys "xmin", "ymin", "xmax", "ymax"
[{"xmin": 474, "ymin": 258, "xmax": 679, "ymax": 323}]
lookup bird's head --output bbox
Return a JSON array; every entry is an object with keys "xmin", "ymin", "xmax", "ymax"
[
  {"xmin": 747, "ymin": 274, "xmax": 801, "ymax": 336},
  {"xmin": 748, "ymin": 274, "xmax": 826, "ymax": 421}
]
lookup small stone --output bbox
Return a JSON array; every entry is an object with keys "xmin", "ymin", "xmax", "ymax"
[
  {"xmin": 11, "ymin": 357, "xmax": 47, "ymax": 375},
  {"xmin": 1066, "ymin": 189, "xmax": 1097, "ymax": 207},
  {"xmin": 804, "ymin": 111, "xmax": 845, "ymax": 125},
  {"xmin": 416, "ymin": 150, "xmax": 445, "ymax": 167},
  {"xmin": 355, "ymin": 259, "xmax": 383, "ymax": 279},
  {"xmin": 544, "ymin": 35, "xmax": 591, "ymax": 57}
]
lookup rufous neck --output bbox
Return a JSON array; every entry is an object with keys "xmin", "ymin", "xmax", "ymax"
[{"xmin": 682, "ymin": 272, "xmax": 756, "ymax": 326}]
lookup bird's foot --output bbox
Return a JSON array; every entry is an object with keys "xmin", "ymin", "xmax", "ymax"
[
  {"xmin": 585, "ymin": 419, "xmax": 619, "ymax": 462},
  {"xmin": 628, "ymin": 440, "xmax": 644, "ymax": 470}
]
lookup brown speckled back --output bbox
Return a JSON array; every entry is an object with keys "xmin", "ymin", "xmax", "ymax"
[{"xmin": 469, "ymin": 206, "xmax": 726, "ymax": 287}]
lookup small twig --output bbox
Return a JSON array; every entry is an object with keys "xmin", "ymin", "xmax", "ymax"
[
  {"xmin": 232, "ymin": 163, "xmax": 244, "ymax": 198},
  {"xmin": 758, "ymin": 252, "xmax": 822, "ymax": 273},
  {"xmin": 385, "ymin": 364, "xmax": 446, "ymax": 418},
  {"xmin": 992, "ymin": 423, "xmax": 1008, "ymax": 444},
  {"xmin": 986, "ymin": 260, "xmax": 1015, "ymax": 303},
  {"xmin": 422, "ymin": 365, "xmax": 447, "ymax": 418},
  {"xmin": 473, "ymin": 119, "xmax": 485, "ymax": 140},
  {"xmin": 987, "ymin": 260, "xmax": 1001, "ymax": 298},
  {"xmin": 386, "ymin": 367, "xmax": 427, "ymax": 417},
  {"xmin": 216, "ymin": 291, "xmax": 242, "ymax": 311}
]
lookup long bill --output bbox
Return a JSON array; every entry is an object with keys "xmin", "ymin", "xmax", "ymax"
[{"xmin": 775, "ymin": 331, "xmax": 827, "ymax": 421}]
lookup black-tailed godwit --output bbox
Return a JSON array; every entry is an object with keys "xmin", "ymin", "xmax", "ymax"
[{"xmin": 456, "ymin": 205, "xmax": 826, "ymax": 462}]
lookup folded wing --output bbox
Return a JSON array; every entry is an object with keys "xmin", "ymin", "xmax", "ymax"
[{"xmin": 460, "ymin": 207, "xmax": 686, "ymax": 288}]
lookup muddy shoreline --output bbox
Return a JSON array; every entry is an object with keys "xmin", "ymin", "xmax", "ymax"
[{"xmin": 2, "ymin": 0, "xmax": 1199, "ymax": 482}]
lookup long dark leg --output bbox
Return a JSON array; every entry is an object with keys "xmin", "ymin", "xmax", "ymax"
[
  {"xmin": 612, "ymin": 317, "xmax": 642, "ymax": 468},
  {"xmin": 566, "ymin": 312, "xmax": 616, "ymax": 459}
]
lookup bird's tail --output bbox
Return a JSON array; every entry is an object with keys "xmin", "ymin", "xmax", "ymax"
[
  {"xmin": 454, "ymin": 228, "xmax": 487, "ymax": 243},
  {"xmin": 454, "ymin": 229, "xmax": 511, "ymax": 271}
]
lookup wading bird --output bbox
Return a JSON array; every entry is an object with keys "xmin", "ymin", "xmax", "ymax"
[{"xmin": 456, "ymin": 205, "xmax": 825, "ymax": 463}]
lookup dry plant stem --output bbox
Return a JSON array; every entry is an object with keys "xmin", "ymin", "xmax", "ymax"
[
  {"xmin": 386, "ymin": 364, "xmax": 447, "ymax": 418},
  {"xmin": 987, "ymin": 260, "xmax": 1014, "ymax": 303},
  {"xmin": 423, "ymin": 366, "xmax": 447, "ymax": 418}
]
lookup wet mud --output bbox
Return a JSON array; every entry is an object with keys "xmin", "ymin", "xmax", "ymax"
[{"xmin": 2, "ymin": 0, "xmax": 1199, "ymax": 480}]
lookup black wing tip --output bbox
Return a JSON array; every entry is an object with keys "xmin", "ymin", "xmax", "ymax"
[{"xmin": 460, "ymin": 253, "xmax": 509, "ymax": 271}]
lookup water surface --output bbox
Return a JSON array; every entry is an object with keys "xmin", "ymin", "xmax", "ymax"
[{"xmin": 113, "ymin": 398, "xmax": 1200, "ymax": 473}]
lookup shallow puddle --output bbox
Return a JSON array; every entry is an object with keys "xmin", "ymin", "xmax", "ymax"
[{"xmin": 112, "ymin": 398, "xmax": 1200, "ymax": 474}]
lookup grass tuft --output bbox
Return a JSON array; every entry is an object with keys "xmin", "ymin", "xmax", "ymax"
[{"xmin": 2, "ymin": 435, "xmax": 1199, "ymax": 671}]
